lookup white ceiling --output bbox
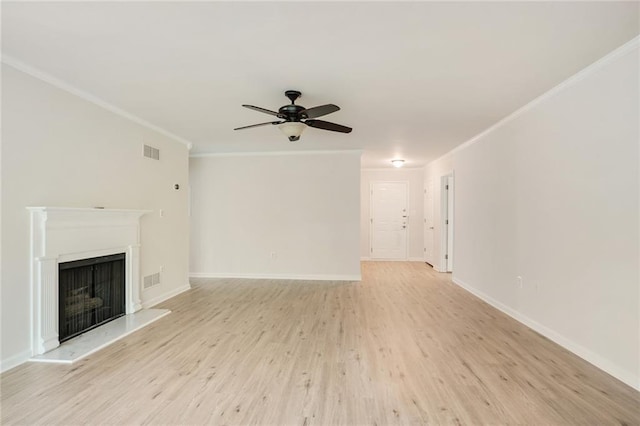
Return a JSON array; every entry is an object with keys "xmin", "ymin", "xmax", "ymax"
[{"xmin": 2, "ymin": 2, "xmax": 638, "ymax": 168}]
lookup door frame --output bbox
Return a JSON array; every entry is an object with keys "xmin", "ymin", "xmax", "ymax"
[
  {"xmin": 369, "ymin": 180, "xmax": 410, "ymax": 260},
  {"xmin": 423, "ymin": 178, "xmax": 434, "ymax": 265},
  {"xmin": 440, "ymin": 173, "xmax": 454, "ymax": 272}
]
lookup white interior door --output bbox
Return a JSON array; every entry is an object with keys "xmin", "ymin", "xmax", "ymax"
[
  {"xmin": 424, "ymin": 178, "xmax": 434, "ymax": 265},
  {"xmin": 370, "ymin": 182, "xmax": 408, "ymax": 259}
]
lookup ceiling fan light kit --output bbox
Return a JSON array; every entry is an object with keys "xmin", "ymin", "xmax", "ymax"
[
  {"xmin": 278, "ymin": 122, "xmax": 306, "ymax": 142},
  {"xmin": 234, "ymin": 90, "xmax": 352, "ymax": 141}
]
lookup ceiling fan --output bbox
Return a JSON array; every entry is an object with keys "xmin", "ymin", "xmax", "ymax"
[{"xmin": 234, "ymin": 90, "xmax": 352, "ymax": 141}]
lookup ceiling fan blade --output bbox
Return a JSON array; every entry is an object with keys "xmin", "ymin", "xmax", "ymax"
[
  {"xmin": 300, "ymin": 104, "xmax": 340, "ymax": 119},
  {"xmin": 304, "ymin": 119, "xmax": 352, "ymax": 133},
  {"xmin": 242, "ymin": 104, "xmax": 282, "ymax": 117},
  {"xmin": 234, "ymin": 121, "xmax": 282, "ymax": 130}
]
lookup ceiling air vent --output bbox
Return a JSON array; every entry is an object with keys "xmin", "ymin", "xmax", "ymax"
[{"xmin": 143, "ymin": 144, "xmax": 160, "ymax": 160}]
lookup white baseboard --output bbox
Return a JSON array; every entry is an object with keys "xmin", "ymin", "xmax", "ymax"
[
  {"xmin": 1, "ymin": 349, "xmax": 32, "ymax": 373},
  {"xmin": 141, "ymin": 284, "xmax": 191, "ymax": 309},
  {"xmin": 189, "ymin": 272, "xmax": 361, "ymax": 282},
  {"xmin": 452, "ymin": 277, "xmax": 639, "ymax": 391},
  {"xmin": 360, "ymin": 258, "xmax": 425, "ymax": 262}
]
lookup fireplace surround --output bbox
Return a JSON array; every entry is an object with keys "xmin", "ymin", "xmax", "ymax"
[{"xmin": 27, "ymin": 207, "xmax": 151, "ymax": 355}]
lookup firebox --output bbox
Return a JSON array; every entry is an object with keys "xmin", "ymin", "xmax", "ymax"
[{"xmin": 58, "ymin": 253, "xmax": 126, "ymax": 342}]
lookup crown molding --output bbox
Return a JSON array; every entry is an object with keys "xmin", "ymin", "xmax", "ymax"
[
  {"xmin": 1, "ymin": 54, "xmax": 194, "ymax": 150},
  {"xmin": 429, "ymin": 35, "xmax": 640, "ymax": 165},
  {"xmin": 190, "ymin": 149, "xmax": 362, "ymax": 158}
]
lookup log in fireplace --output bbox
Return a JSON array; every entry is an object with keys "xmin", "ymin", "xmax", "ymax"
[{"xmin": 58, "ymin": 253, "xmax": 126, "ymax": 342}]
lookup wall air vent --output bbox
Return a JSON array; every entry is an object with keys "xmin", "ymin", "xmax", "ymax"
[
  {"xmin": 143, "ymin": 272, "xmax": 161, "ymax": 289},
  {"xmin": 143, "ymin": 144, "xmax": 160, "ymax": 160}
]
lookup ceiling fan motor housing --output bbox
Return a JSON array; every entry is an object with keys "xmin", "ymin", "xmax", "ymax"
[
  {"xmin": 278, "ymin": 104, "xmax": 307, "ymax": 121},
  {"xmin": 280, "ymin": 90, "xmax": 306, "ymax": 121}
]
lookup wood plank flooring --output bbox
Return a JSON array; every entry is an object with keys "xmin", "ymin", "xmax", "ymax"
[{"xmin": 2, "ymin": 262, "xmax": 639, "ymax": 425}]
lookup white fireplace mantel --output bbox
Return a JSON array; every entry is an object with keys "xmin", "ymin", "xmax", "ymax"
[{"xmin": 27, "ymin": 207, "xmax": 152, "ymax": 355}]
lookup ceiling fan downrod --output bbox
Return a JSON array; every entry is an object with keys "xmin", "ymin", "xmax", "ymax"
[{"xmin": 284, "ymin": 90, "xmax": 301, "ymax": 104}]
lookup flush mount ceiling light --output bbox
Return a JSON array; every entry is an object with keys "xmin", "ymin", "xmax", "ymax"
[
  {"xmin": 391, "ymin": 159, "xmax": 405, "ymax": 168},
  {"xmin": 278, "ymin": 121, "xmax": 306, "ymax": 142}
]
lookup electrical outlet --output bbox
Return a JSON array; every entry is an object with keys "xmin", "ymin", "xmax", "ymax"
[
  {"xmin": 270, "ymin": 251, "xmax": 277, "ymax": 260},
  {"xmin": 159, "ymin": 209, "xmax": 164, "ymax": 218},
  {"xmin": 160, "ymin": 265, "xmax": 164, "ymax": 273},
  {"xmin": 516, "ymin": 276, "xmax": 523, "ymax": 288}
]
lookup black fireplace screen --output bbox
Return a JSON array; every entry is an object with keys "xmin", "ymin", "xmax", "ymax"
[{"xmin": 58, "ymin": 253, "xmax": 126, "ymax": 342}]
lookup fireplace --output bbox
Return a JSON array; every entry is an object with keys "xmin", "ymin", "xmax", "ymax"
[
  {"xmin": 28, "ymin": 207, "xmax": 151, "ymax": 355},
  {"xmin": 59, "ymin": 253, "xmax": 126, "ymax": 342}
]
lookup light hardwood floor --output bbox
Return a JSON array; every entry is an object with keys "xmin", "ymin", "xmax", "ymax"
[{"xmin": 2, "ymin": 262, "xmax": 639, "ymax": 425}]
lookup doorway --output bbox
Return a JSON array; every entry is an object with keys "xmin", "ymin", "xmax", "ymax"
[{"xmin": 370, "ymin": 181, "xmax": 408, "ymax": 259}]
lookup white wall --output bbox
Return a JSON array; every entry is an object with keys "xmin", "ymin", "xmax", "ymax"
[
  {"xmin": 424, "ymin": 155, "xmax": 453, "ymax": 271},
  {"xmin": 360, "ymin": 168, "xmax": 425, "ymax": 260},
  {"xmin": 189, "ymin": 152, "xmax": 361, "ymax": 280},
  {"xmin": 429, "ymin": 40, "xmax": 639, "ymax": 389},
  {"xmin": 1, "ymin": 65, "xmax": 191, "ymax": 371}
]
